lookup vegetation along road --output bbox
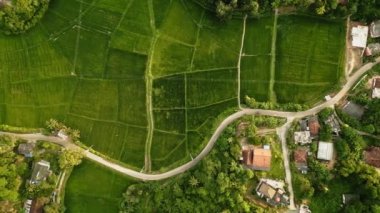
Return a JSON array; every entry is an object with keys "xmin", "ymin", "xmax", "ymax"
[{"xmin": 1, "ymin": 57, "xmax": 379, "ymax": 184}]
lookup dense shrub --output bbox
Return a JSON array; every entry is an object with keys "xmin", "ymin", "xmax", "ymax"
[{"xmin": 0, "ymin": 0, "xmax": 50, "ymax": 35}]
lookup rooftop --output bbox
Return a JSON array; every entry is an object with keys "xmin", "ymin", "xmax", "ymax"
[
  {"xmin": 342, "ymin": 101, "xmax": 365, "ymax": 119},
  {"xmin": 18, "ymin": 142, "xmax": 35, "ymax": 157},
  {"xmin": 256, "ymin": 180, "xmax": 289, "ymax": 206},
  {"xmin": 373, "ymin": 78, "xmax": 380, "ymax": 99},
  {"xmin": 317, "ymin": 141, "xmax": 334, "ymax": 161},
  {"xmin": 351, "ymin": 25, "xmax": 368, "ymax": 48},
  {"xmin": 364, "ymin": 147, "xmax": 380, "ymax": 168},
  {"xmin": 30, "ymin": 160, "xmax": 51, "ymax": 185},
  {"xmin": 294, "ymin": 131, "xmax": 311, "ymax": 144},
  {"xmin": 252, "ymin": 148, "xmax": 272, "ymax": 171},
  {"xmin": 294, "ymin": 148, "xmax": 308, "ymax": 173},
  {"xmin": 308, "ymin": 116, "xmax": 320, "ymax": 137},
  {"xmin": 370, "ymin": 21, "xmax": 380, "ymax": 38}
]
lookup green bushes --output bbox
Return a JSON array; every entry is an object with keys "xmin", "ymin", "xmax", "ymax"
[{"xmin": 0, "ymin": 0, "xmax": 50, "ymax": 35}]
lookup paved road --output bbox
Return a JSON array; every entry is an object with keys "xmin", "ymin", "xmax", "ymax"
[
  {"xmin": 1, "ymin": 58, "xmax": 379, "ymax": 182},
  {"xmin": 276, "ymin": 119, "xmax": 296, "ymax": 210}
]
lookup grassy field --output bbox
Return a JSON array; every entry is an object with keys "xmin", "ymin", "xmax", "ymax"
[
  {"xmin": 65, "ymin": 160, "xmax": 136, "ymax": 213},
  {"xmin": 0, "ymin": 0, "xmax": 243, "ymax": 172},
  {"xmin": 241, "ymin": 15, "xmax": 345, "ymax": 104}
]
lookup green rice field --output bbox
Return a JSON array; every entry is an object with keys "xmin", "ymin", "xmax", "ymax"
[
  {"xmin": 0, "ymin": 0, "xmax": 346, "ymax": 175},
  {"xmin": 65, "ymin": 160, "xmax": 136, "ymax": 212},
  {"xmin": 241, "ymin": 15, "xmax": 346, "ymax": 104}
]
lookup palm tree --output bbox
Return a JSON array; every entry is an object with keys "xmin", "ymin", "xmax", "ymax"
[{"xmin": 189, "ymin": 176, "xmax": 199, "ymax": 188}]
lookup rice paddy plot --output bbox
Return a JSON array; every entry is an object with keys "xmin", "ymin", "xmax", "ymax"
[
  {"xmin": 151, "ymin": 37, "xmax": 194, "ymax": 77},
  {"xmin": 70, "ymin": 79, "xmax": 118, "ymax": 120},
  {"xmin": 274, "ymin": 82, "xmax": 334, "ymax": 104},
  {"xmin": 192, "ymin": 16, "xmax": 242, "ymax": 70},
  {"xmin": 151, "ymin": 130, "xmax": 186, "ymax": 170},
  {"xmin": 118, "ymin": 79, "xmax": 147, "ymax": 127},
  {"xmin": 88, "ymin": 121, "xmax": 128, "ymax": 159},
  {"xmin": 118, "ymin": 127, "xmax": 147, "ymax": 169},
  {"xmin": 240, "ymin": 55, "xmax": 271, "ymax": 101},
  {"xmin": 75, "ymin": 29, "xmax": 109, "ymax": 77},
  {"xmin": 243, "ymin": 17, "xmax": 273, "ymax": 55},
  {"xmin": 186, "ymin": 68, "xmax": 238, "ymax": 107},
  {"xmin": 152, "ymin": 74, "xmax": 185, "ymax": 108},
  {"xmin": 274, "ymin": 15, "xmax": 345, "ymax": 103},
  {"xmin": 118, "ymin": 0, "xmax": 152, "ymax": 36},
  {"xmin": 81, "ymin": 5, "xmax": 123, "ymax": 32},
  {"xmin": 158, "ymin": 0, "xmax": 200, "ymax": 45},
  {"xmin": 65, "ymin": 160, "xmax": 136, "ymax": 213},
  {"xmin": 153, "ymin": 109, "xmax": 186, "ymax": 134},
  {"xmin": 105, "ymin": 48, "xmax": 147, "ymax": 79}
]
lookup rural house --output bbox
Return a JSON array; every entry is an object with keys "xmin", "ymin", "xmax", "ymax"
[
  {"xmin": 308, "ymin": 116, "xmax": 320, "ymax": 137},
  {"xmin": 364, "ymin": 147, "xmax": 380, "ymax": 168},
  {"xmin": 242, "ymin": 145, "xmax": 271, "ymax": 171},
  {"xmin": 294, "ymin": 148, "xmax": 308, "ymax": 174},
  {"xmin": 256, "ymin": 179, "xmax": 289, "ymax": 206},
  {"xmin": 18, "ymin": 142, "xmax": 35, "ymax": 158},
  {"xmin": 372, "ymin": 77, "xmax": 380, "ymax": 99},
  {"xmin": 30, "ymin": 160, "xmax": 51, "ymax": 185},
  {"xmin": 370, "ymin": 21, "xmax": 380, "ymax": 38},
  {"xmin": 299, "ymin": 119, "xmax": 308, "ymax": 131},
  {"xmin": 317, "ymin": 141, "xmax": 334, "ymax": 161},
  {"xmin": 351, "ymin": 25, "xmax": 368, "ymax": 48},
  {"xmin": 294, "ymin": 131, "xmax": 311, "ymax": 144}
]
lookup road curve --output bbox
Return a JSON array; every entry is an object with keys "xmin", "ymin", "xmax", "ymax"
[{"xmin": 1, "ymin": 57, "xmax": 379, "ymax": 181}]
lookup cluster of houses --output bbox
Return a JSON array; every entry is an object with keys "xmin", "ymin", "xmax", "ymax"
[
  {"xmin": 351, "ymin": 21, "xmax": 380, "ymax": 57},
  {"xmin": 240, "ymin": 138, "xmax": 290, "ymax": 206},
  {"xmin": 18, "ymin": 141, "xmax": 52, "ymax": 213},
  {"xmin": 293, "ymin": 115, "xmax": 339, "ymax": 174}
]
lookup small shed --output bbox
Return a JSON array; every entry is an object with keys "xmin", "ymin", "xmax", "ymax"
[
  {"xmin": 58, "ymin": 129, "xmax": 68, "ymax": 140},
  {"xmin": 18, "ymin": 142, "xmax": 35, "ymax": 158},
  {"xmin": 372, "ymin": 78, "xmax": 380, "ymax": 99},
  {"xmin": 317, "ymin": 141, "xmax": 334, "ymax": 161},
  {"xmin": 370, "ymin": 21, "xmax": 380, "ymax": 38},
  {"xmin": 351, "ymin": 25, "xmax": 368, "ymax": 48}
]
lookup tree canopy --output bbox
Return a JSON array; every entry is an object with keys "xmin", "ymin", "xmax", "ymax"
[{"xmin": 0, "ymin": 0, "xmax": 50, "ymax": 35}]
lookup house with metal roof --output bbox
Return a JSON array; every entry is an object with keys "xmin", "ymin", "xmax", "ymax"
[
  {"xmin": 351, "ymin": 25, "xmax": 368, "ymax": 48},
  {"xmin": 317, "ymin": 141, "xmax": 334, "ymax": 161},
  {"xmin": 30, "ymin": 160, "xmax": 51, "ymax": 185},
  {"xmin": 17, "ymin": 142, "xmax": 35, "ymax": 158}
]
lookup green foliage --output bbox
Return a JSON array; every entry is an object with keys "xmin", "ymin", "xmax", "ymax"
[
  {"xmin": 214, "ymin": 0, "xmax": 259, "ymax": 20},
  {"xmin": 0, "ymin": 0, "xmax": 50, "ymax": 34},
  {"xmin": 58, "ymin": 149, "xmax": 84, "ymax": 170},
  {"xmin": 0, "ymin": 136, "xmax": 27, "ymax": 203},
  {"xmin": 362, "ymin": 99, "xmax": 380, "ymax": 135},
  {"xmin": 120, "ymin": 126, "xmax": 255, "ymax": 212}
]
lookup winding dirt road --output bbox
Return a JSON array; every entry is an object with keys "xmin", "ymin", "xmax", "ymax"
[{"xmin": 1, "ymin": 58, "xmax": 379, "ymax": 182}]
